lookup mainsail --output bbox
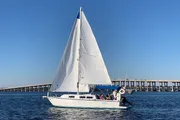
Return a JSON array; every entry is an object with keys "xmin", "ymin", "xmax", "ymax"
[{"xmin": 50, "ymin": 8, "xmax": 111, "ymax": 93}]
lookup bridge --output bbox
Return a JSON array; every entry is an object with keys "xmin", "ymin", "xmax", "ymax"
[
  {"xmin": 0, "ymin": 79, "xmax": 180, "ymax": 92},
  {"xmin": 112, "ymin": 79, "xmax": 180, "ymax": 92},
  {"xmin": 0, "ymin": 83, "xmax": 51, "ymax": 92}
]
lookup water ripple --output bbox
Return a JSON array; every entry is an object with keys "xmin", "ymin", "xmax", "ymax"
[{"xmin": 0, "ymin": 92, "xmax": 180, "ymax": 120}]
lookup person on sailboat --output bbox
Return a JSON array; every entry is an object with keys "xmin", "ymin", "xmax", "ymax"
[
  {"xmin": 120, "ymin": 94, "xmax": 134, "ymax": 106},
  {"xmin": 96, "ymin": 94, "xmax": 100, "ymax": 99},
  {"xmin": 106, "ymin": 93, "xmax": 112, "ymax": 100},
  {"xmin": 112, "ymin": 90, "xmax": 117, "ymax": 100},
  {"xmin": 100, "ymin": 94, "xmax": 105, "ymax": 100}
]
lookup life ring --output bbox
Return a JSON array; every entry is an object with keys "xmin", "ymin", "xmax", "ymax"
[{"xmin": 119, "ymin": 89, "xmax": 125, "ymax": 94}]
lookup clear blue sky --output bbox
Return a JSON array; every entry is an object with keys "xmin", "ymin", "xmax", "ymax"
[{"xmin": 1, "ymin": 0, "xmax": 180, "ymax": 87}]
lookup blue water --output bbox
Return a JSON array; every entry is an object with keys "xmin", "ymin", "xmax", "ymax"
[{"xmin": 0, "ymin": 92, "xmax": 180, "ymax": 120}]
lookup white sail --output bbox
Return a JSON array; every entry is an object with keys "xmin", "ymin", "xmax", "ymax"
[
  {"xmin": 50, "ymin": 9, "xmax": 111, "ymax": 92},
  {"xmin": 78, "ymin": 11, "xmax": 112, "ymax": 85},
  {"xmin": 50, "ymin": 12, "xmax": 89, "ymax": 92}
]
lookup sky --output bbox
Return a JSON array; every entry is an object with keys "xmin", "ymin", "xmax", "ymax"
[{"xmin": 1, "ymin": 0, "xmax": 180, "ymax": 87}]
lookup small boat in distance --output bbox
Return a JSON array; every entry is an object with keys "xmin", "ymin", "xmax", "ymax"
[{"xmin": 46, "ymin": 7, "xmax": 132, "ymax": 109}]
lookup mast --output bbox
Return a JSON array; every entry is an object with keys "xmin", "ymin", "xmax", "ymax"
[{"xmin": 77, "ymin": 7, "xmax": 82, "ymax": 95}]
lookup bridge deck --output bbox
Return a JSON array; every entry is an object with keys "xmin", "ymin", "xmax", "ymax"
[{"xmin": 1, "ymin": 79, "xmax": 180, "ymax": 92}]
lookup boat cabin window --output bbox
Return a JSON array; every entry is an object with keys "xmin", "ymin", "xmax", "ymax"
[
  {"xmin": 79, "ymin": 96, "xmax": 85, "ymax": 98},
  {"xmin": 87, "ymin": 96, "xmax": 93, "ymax": 99},
  {"xmin": 69, "ymin": 96, "xmax": 75, "ymax": 98}
]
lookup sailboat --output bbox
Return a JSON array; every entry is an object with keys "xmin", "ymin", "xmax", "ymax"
[{"xmin": 46, "ymin": 7, "xmax": 129, "ymax": 109}]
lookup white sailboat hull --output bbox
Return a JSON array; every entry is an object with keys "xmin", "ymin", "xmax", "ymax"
[{"xmin": 47, "ymin": 96, "xmax": 128, "ymax": 109}]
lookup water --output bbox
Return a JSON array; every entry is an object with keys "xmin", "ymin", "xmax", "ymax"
[{"xmin": 0, "ymin": 92, "xmax": 180, "ymax": 120}]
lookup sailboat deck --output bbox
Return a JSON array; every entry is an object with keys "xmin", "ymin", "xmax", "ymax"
[{"xmin": 49, "ymin": 94, "xmax": 119, "ymax": 102}]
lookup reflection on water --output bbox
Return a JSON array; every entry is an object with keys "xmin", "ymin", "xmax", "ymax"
[{"xmin": 47, "ymin": 107, "xmax": 139, "ymax": 120}]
